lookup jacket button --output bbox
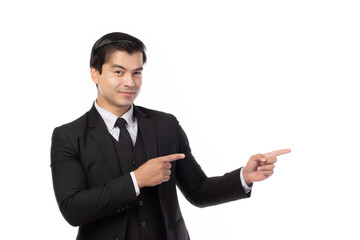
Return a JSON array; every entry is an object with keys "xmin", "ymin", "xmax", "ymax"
[
  {"xmin": 115, "ymin": 238, "xmax": 119, "ymax": 240},
  {"xmin": 139, "ymin": 200, "xmax": 143, "ymax": 206},
  {"xmin": 126, "ymin": 205, "xmax": 130, "ymax": 209},
  {"xmin": 117, "ymin": 209, "xmax": 120, "ymax": 213},
  {"xmin": 131, "ymin": 160, "xmax": 136, "ymax": 165},
  {"xmin": 121, "ymin": 207, "xmax": 126, "ymax": 211},
  {"xmin": 141, "ymin": 221, "xmax": 146, "ymax": 227}
]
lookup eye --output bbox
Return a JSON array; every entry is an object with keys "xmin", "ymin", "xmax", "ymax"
[
  {"xmin": 134, "ymin": 71, "xmax": 142, "ymax": 77},
  {"xmin": 115, "ymin": 71, "xmax": 123, "ymax": 75}
]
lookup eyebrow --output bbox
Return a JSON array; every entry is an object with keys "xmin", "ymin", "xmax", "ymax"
[{"xmin": 111, "ymin": 64, "xmax": 143, "ymax": 71}]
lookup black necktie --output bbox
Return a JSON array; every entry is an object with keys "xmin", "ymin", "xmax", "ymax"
[{"xmin": 115, "ymin": 118, "xmax": 133, "ymax": 150}]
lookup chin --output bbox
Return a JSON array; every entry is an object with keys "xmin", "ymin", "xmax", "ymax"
[{"xmin": 115, "ymin": 101, "xmax": 133, "ymax": 108}]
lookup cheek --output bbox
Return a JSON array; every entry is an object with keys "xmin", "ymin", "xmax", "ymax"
[
  {"xmin": 100, "ymin": 77, "xmax": 118, "ymax": 90},
  {"xmin": 105, "ymin": 77, "xmax": 118, "ymax": 88},
  {"xmin": 98, "ymin": 81, "xmax": 116, "ymax": 98},
  {"xmin": 135, "ymin": 79, "xmax": 142, "ymax": 89}
]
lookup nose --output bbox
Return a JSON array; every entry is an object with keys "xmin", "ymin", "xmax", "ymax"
[{"xmin": 123, "ymin": 73, "xmax": 135, "ymax": 87}]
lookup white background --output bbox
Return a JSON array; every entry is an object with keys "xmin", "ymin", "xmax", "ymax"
[{"xmin": 0, "ymin": 0, "xmax": 359, "ymax": 239}]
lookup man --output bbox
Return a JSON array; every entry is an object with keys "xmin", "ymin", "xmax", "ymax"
[{"xmin": 51, "ymin": 32, "xmax": 290, "ymax": 240}]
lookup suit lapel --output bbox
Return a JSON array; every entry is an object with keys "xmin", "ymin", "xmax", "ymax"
[
  {"xmin": 134, "ymin": 106, "xmax": 173, "ymax": 223},
  {"xmin": 88, "ymin": 105, "xmax": 122, "ymax": 177},
  {"xmin": 134, "ymin": 105, "xmax": 158, "ymax": 160}
]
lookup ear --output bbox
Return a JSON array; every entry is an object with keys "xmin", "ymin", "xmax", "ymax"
[{"xmin": 90, "ymin": 67, "xmax": 100, "ymax": 85}]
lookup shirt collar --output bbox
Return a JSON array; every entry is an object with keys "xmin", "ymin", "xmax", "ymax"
[{"xmin": 94, "ymin": 100, "xmax": 135, "ymax": 131}]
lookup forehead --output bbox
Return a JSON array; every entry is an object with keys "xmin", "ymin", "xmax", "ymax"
[{"xmin": 105, "ymin": 50, "xmax": 144, "ymax": 68}]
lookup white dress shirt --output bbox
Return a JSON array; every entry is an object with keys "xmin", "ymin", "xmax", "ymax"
[{"xmin": 94, "ymin": 101, "xmax": 251, "ymax": 196}]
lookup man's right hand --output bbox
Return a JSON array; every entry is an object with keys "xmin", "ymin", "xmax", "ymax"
[{"xmin": 134, "ymin": 153, "xmax": 185, "ymax": 188}]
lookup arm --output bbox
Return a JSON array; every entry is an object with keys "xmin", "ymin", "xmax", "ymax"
[{"xmin": 50, "ymin": 127, "xmax": 137, "ymax": 226}]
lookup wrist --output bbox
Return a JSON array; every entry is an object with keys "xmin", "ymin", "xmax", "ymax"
[
  {"xmin": 133, "ymin": 170, "xmax": 143, "ymax": 189},
  {"xmin": 242, "ymin": 168, "xmax": 253, "ymax": 186}
]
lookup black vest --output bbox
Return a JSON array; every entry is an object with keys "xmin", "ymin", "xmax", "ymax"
[{"xmin": 111, "ymin": 127, "xmax": 166, "ymax": 240}]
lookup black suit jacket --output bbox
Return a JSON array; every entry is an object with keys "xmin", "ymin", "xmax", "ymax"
[{"xmin": 51, "ymin": 104, "xmax": 251, "ymax": 240}]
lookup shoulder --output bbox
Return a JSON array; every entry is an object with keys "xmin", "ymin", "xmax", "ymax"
[
  {"xmin": 135, "ymin": 105, "xmax": 179, "ymax": 123},
  {"xmin": 56, "ymin": 111, "xmax": 89, "ymax": 131},
  {"xmin": 52, "ymin": 108, "xmax": 94, "ymax": 140}
]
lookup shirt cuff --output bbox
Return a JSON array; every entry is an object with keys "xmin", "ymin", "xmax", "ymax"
[
  {"xmin": 240, "ymin": 168, "xmax": 252, "ymax": 193},
  {"xmin": 130, "ymin": 171, "xmax": 140, "ymax": 196}
]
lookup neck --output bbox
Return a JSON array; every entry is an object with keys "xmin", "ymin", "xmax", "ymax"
[{"xmin": 96, "ymin": 99, "xmax": 131, "ymax": 118}]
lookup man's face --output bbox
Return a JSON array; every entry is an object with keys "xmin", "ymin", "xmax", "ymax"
[{"xmin": 91, "ymin": 50, "xmax": 143, "ymax": 114}]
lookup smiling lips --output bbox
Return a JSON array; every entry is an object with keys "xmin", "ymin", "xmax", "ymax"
[
  {"xmin": 117, "ymin": 87, "xmax": 137, "ymax": 97},
  {"xmin": 119, "ymin": 91, "xmax": 135, "ymax": 97}
]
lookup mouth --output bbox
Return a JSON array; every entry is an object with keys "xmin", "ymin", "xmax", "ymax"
[{"xmin": 119, "ymin": 91, "xmax": 135, "ymax": 97}]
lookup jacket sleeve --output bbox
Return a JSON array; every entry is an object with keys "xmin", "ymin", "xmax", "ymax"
[
  {"xmin": 50, "ymin": 127, "xmax": 137, "ymax": 226},
  {"xmin": 174, "ymin": 119, "xmax": 251, "ymax": 208}
]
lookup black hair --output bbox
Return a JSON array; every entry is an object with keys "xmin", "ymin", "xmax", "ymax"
[{"xmin": 90, "ymin": 32, "xmax": 147, "ymax": 74}]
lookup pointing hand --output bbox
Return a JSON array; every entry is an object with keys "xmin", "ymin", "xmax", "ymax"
[
  {"xmin": 243, "ymin": 149, "xmax": 291, "ymax": 185},
  {"xmin": 134, "ymin": 153, "xmax": 185, "ymax": 188}
]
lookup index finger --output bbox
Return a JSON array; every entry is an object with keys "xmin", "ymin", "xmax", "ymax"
[
  {"xmin": 264, "ymin": 149, "xmax": 291, "ymax": 158},
  {"xmin": 158, "ymin": 153, "xmax": 185, "ymax": 163}
]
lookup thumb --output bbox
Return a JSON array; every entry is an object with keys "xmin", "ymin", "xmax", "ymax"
[{"xmin": 250, "ymin": 153, "xmax": 266, "ymax": 163}]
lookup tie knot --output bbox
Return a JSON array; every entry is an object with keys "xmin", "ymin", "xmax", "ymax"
[{"xmin": 115, "ymin": 118, "xmax": 128, "ymax": 129}]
